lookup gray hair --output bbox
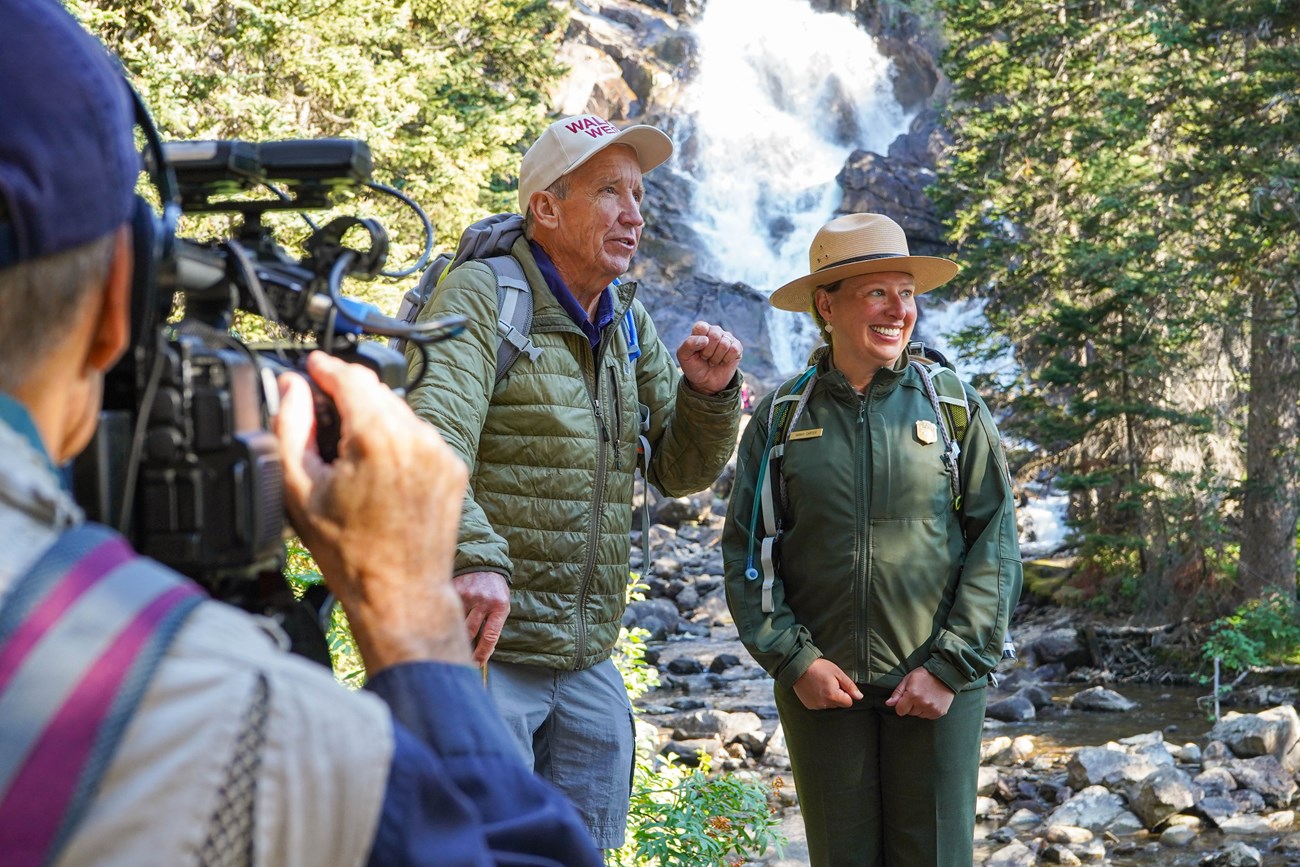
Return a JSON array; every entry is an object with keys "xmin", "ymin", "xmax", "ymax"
[
  {"xmin": 522, "ymin": 174, "xmax": 571, "ymax": 240},
  {"xmin": 0, "ymin": 232, "xmax": 118, "ymax": 392}
]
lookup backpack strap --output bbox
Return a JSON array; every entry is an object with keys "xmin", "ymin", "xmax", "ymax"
[
  {"xmin": 906, "ymin": 344, "xmax": 1016, "ymax": 662},
  {"xmin": 483, "ymin": 254, "xmax": 541, "ymax": 386},
  {"xmin": 0, "ymin": 523, "xmax": 204, "ymax": 867},
  {"xmin": 909, "ymin": 355, "xmax": 969, "ymax": 512},
  {"xmin": 744, "ymin": 365, "xmax": 818, "ymax": 613}
]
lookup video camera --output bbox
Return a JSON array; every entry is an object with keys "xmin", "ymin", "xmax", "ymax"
[{"xmin": 74, "ymin": 128, "xmax": 462, "ymax": 663}]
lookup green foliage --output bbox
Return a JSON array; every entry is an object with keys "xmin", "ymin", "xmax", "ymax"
[
  {"xmin": 283, "ymin": 537, "xmax": 366, "ymax": 686},
  {"xmin": 1203, "ymin": 592, "xmax": 1300, "ymax": 675},
  {"xmin": 614, "ymin": 576, "xmax": 662, "ymax": 703},
  {"xmin": 609, "ymin": 750, "xmax": 784, "ymax": 867},
  {"xmin": 933, "ymin": 0, "xmax": 1300, "ymax": 609},
  {"xmin": 610, "ymin": 582, "xmax": 785, "ymax": 866},
  {"xmin": 68, "ymin": 0, "xmax": 567, "ymax": 313}
]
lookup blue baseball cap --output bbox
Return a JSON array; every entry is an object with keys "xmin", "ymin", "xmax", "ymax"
[{"xmin": 0, "ymin": 0, "xmax": 139, "ymax": 269}]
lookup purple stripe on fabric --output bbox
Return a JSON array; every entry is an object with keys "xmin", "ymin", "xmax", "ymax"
[
  {"xmin": 0, "ymin": 537, "xmax": 133, "ymax": 695},
  {"xmin": 0, "ymin": 583, "xmax": 197, "ymax": 866}
]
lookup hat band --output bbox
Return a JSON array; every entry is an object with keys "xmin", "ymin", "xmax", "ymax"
[{"xmin": 814, "ymin": 251, "xmax": 904, "ymax": 273}]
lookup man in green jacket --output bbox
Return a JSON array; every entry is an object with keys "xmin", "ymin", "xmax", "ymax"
[{"xmin": 406, "ymin": 113, "xmax": 743, "ymax": 848}]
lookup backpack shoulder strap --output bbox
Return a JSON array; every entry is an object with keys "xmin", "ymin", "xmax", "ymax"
[
  {"xmin": 0, "ymin": 523, "xmax": 203, "ymax": 867},
  {"xmin": 389, "ymin": 252, "xmax": 453, "ymax": 355},
  {"xmin": 908, "ymin": 343, "xmax": 974, "ymax": 512},
  {"xmin": 745, "ymin": 365, "xmax": 818, "ymax": 614},
  {"xmin": 482, "ymin": 254, "xmax": 541, "ymax": 386}
]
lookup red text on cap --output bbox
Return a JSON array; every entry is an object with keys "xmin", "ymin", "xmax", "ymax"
[{"xmin": 565, "ymin": 116, "xmax": 619, "ymax": 138}]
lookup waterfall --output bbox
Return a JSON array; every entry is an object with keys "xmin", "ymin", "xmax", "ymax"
[
  {"xmin": 677, "ymin": 0, "xmax": 1069, "ymax": 556},
  {"xmin": 682, "ymin": 0, "xmax": 912, "ymax": 373}
]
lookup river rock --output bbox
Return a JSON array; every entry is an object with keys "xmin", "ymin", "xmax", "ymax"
[
  {"xmin": 760, "ymin": 725, "xmax": 790, "ymax": 770},
  {"xmin": 987, "ymin": 693, "xmax": 1036, "ymax": 722},
  {"xmin": 1195, "ymin": 766, "xmax": 1239, "ymax": 796},
  {"xmin": 693, "ymin": 587, "xmax": 731, "ymax": 626},
  {"xmin": 986, "ymin": 839, "xmax": 1036, "ymax": 867},
  {"xmin": 1199, "ymin": 841, "xmax": 1262, "ymax": 866},
  {"xmin": 1040, "ymin": 844, "xmax": 1083, "ymax": 865},
  {"xmin": 1026, "ymin": 626, "xmax": 1090, "ymax": 667},
  {"xmin": 652, "ymin": 495, "xmax": 707, "ymax": 528},
  {"xmin": 1043, "ymin": 824, "xmax": 1094, "ymax": 845},
  {"xmin": 1202, "ymin": 739, "xmax": 1235, "ymax": 768},
  {"xmin": 1047, "ymin": 785, "xmax": 1130, "ymax": 831},
  {"xmin": 670, "ymin": 708, "xmax": 763, "ymax": 743},
  {"xmin": 1129, "ymin": 766, "xmax": 1197, "ymax": 829},
  {"xmin": 982, "ymin": 735, "xmax": 1036, "ymax": 766},
  {"xmin": 1161, "ymin": 824, "xmax": 1199, "ymax": 847},
  {"xmin": 1222, "ymin": 755, "xmax": 1297, "ymax": 807},
  {"xmin": 1070, "ymin": 686, "xmax": 1137, "ymax": 712},
  {"xmin": 624, "ymin": 597, "xmax": 680, "ymax": 639},
  {"xmin": 1067, "ymin": 745, "xmax": 1159, "ymax": 790},
  {"xmin": 1209, "ymin": 705, "xmax": 1300, "ymax": 772},
  {"xmin": 1195, "ymin": 795, "xmax": 1241, "ymax": 827},
  {"xmin": 664, "ymin": 656, "xmax": 702, "ymax": 676}
]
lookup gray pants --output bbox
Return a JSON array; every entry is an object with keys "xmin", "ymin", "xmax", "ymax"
[{"xmin": 485, "ymin": 658, "xmax": 635, "ymax": 849}]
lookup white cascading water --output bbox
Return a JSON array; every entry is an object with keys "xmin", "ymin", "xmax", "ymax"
[
  {"xmin": 681, "ymin": 0, "xmax": 1069, "ymax": 555},
  {"xmin": 683, "ymin": 0, "xmax": 911, "ymax": 373}
]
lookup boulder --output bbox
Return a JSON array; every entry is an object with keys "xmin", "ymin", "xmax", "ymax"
[
  {"xmin": 1067, "ymin": 745, "xmax": 1159, "ymax": 790},
  {"xmin": 624, "ymin": 597, "xmax": 680, "ymax": 639},
  {"xmin": 1223, "ymin": 755, "xmax": 1297, "ymax": 808},
  {"xmin": 987, "ymin": 693, "xmax": 1037, "ymax": 723},
  {"xmin": 1199, "ymin": 841, "xmax": 1262, "ymax": 866},
  {"xmin": 986, "ymin": 840, "xmax": 1036, "ymax": 867},
  {"xmin": 1129, "ymin": 766, "xmax": 1197, "ymax": 830},
  {"xmin": 1210, "ymin": 706, "xmax": 1300, "ymax": 772},
  {"xmin": 1070, "ymin": 686, "xmax": 1137, "ymax": 712},
  {"xmin": 1047, "ymin": 786, "xmax": 1130, "ymax": 831},
  {"xmin": 670, "ymin": 708, "xmax": 763, "ymax": 744}
]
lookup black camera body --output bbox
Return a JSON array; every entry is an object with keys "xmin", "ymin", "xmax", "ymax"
[{"xmin": 74, "ymin": 134, "xmax": 458, "ymax": 660}]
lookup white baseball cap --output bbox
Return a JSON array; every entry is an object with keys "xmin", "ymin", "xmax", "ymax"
[{"xmin": 518, "ymin": 114, "xmax": 674, "ymax": 212}]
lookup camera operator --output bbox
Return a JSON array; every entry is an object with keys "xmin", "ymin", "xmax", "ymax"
[{"xmin": 0, "ymin": 3, "xmax": 601, "ymax": 865}]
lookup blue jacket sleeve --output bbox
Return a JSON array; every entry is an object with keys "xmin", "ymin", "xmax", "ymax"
[{"xmin": 363, "ymin": 662, "xmax": 602, "ymax": 867}]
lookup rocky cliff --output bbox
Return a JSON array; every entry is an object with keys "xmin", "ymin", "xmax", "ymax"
[{"xmin": 550, "ymin": 0, "xmax": 950, "ymax": 388}]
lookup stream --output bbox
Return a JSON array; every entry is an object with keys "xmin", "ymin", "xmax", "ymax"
[{"xmin": 641, "ymin": 632, "xmax": 1299, "ymax": 866}]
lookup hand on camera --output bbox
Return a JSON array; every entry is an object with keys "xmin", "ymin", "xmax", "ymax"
[{"xmin": 275, "ymin": 351, "xmax": 472, "ymax": 671}]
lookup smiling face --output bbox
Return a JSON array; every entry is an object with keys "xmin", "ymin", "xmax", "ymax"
[
  {"xmin": 814, "ymin": 270, "xmax": 917, "ymax": 380},
  {"xmin": 529, "ymin": 143, "xmax": 645, "ymax": 304}
]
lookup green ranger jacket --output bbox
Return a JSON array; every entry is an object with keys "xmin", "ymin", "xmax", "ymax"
[
  {"xmin": 407, "ymin": 237, "xmax": 741, "ymax": 670},
  {"xmin": 722, "ymin": 348, "xmax": 1022, "ymax": 693}
]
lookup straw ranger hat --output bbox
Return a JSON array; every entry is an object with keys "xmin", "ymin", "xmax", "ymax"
[{"xmin": 769, "ymin": 213, "xmax": 959, "ymax": 312}]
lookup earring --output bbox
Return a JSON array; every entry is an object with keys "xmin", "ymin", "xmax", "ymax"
[{"xmin": 824, "ymin": 323, "xmax": 833, "ymax": 332}]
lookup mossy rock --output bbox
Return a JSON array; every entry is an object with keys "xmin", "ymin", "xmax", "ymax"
[{"xmin": 1022, "ymin": 558, "xmax": 1076, "ymax": 604}]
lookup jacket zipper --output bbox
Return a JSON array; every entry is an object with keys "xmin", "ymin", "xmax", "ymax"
[
  {"xmin": 575, "ymin": 334, "xmax": 612, "ymax": 668},
  {"xmin": 856, "ymin": 390, "xmax": 870, "ymax": 683}
]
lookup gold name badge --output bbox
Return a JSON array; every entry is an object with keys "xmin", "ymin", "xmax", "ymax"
[
  {"xmin": 788, "ymin": 428, "xmax": 823, "ymax": 441},
  {"xmin": 915, "ymin": 419, "xmax": 938, "ymax": 445}
]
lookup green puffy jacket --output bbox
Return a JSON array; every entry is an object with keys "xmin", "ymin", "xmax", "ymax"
[
  {"xmin": 722, "ymin": 348, "xmax": 1022, "ymax": 693},
  {"xmin": 407, "ymin": 237, "xmax": 741, "ymax": 670}
]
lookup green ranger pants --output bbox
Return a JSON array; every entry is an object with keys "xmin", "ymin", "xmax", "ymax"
[{"xmin": 774, "ymin": 681, "xmax": 987, "ymax": 867}]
